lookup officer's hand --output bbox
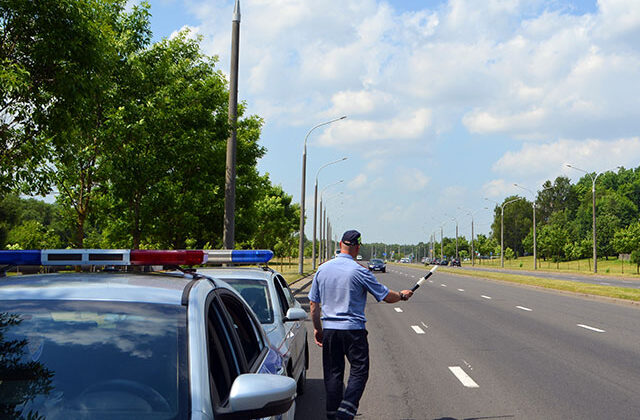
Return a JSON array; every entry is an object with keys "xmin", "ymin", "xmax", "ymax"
[
  {"xmin": 314, "ymin": 329, "xmax": 323, "ymax": 347},
  {"xmin": 401, "ymin": 290, "xmax": 414, "ymax": 300}
]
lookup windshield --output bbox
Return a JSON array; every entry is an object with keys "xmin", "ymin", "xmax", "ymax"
[
  {"xmin": 222, "ymin": 279, "xmax": 274, "ymax": 324},
  {"xmin": 371, "ymin": 259, "xmax": 383, "ymax": 264},
  {"xmin": 0, "ymin": 300, "xmax": 188, "ymax": 420}
]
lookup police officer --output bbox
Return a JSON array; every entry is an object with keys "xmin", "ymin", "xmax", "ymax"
[{"xmin": 309, "ymin": 229, "xmax": 414, "ymax": 420}]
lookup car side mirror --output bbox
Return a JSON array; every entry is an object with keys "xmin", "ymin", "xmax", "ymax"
[
  {"xmin": 282, "ymin": 307, "xmax": 307, "ymax": 322},
  {"xmin": 217, "ymin": 374, "xmax": 296, "ymax": 419}
]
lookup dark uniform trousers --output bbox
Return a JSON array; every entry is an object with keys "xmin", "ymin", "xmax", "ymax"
[{"xmin": 322, "ymin": 329, "xmax": 370, "ymax": 420}]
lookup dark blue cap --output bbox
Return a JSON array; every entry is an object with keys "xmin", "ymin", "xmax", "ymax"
[{"xmin": 341, "ymin": 230, "xmax": 361, "ymax": 246}]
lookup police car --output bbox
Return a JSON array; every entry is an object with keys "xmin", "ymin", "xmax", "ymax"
[
  {"xmin": 0, "ymin": 249, "xmax": 296, "ymax": 420},
  {"xmin": 197, "ymin": 266, "xmax": 308, "ymax": 396}
]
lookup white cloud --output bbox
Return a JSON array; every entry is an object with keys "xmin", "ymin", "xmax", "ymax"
[
  {"xmin": 316, "ymin": 108, "xmax": 432, "ymax": 147},
  {"xmin": 348, "ymin": 174, "xmax": 368, "ymax": 189},
  {"xmin": 396, "ymin": 168, "xmax": 430, "ymax": 192},
  {"xmin": 492, "ymin": 137, "xmax": 640, "ymax": 182}
]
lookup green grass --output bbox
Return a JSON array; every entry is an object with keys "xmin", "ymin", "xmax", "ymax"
[
  {"xmin": 438, "ymin": 266, "xmax": 640, "ymax": 302},
  {"xmin": 270, "ymin": 257, "xmax": 315, "ymax": 284},
  {"xmin": 468, "ymin": 255, "xmax": 640, "ymax": 277}
]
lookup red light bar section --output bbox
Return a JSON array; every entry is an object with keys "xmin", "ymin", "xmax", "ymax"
[{"xmin": 130, "ymin": 250, "xmax": 206, "ymax": 266}]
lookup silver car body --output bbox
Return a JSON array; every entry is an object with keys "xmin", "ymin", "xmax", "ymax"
[
  {"xmin": 0, "ymin": 271, "xmax": 295, "ymax": 420},
  {"xmin": 198, "ymin": 267, "xmax": 308, "ymax": 394}
]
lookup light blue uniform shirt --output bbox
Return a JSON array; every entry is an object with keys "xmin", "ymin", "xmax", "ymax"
[{"xmin": 308, "ymin": 253, "xmax": 390, "ymax": 330}]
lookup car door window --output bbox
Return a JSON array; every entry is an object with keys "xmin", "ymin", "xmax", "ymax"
[
  {"xmin": 219, "ymin": 293, "xmax": 265, "ymax": 370},
  {"xmin": 272, "ymin": 275, "xmax": 290, "ymax": 316},
  {"xmin": 276, "ymin": 275, "xmax": 296, "ymax": 309},
  {"xmin": 206, "ymin": 296, "xmax": 241, "ymax": 405}
]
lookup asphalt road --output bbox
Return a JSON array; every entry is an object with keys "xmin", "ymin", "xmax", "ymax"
[{"xmin": 292, "ymin": 263, "xmax": 640, "ymax": 420}]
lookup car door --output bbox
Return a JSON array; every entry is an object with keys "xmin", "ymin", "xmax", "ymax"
[
  {"xmin": 205, "ymin": 289, "xmax": 269, "ymax": 417},
  {"xmin": 273, "ymin": 275, "xmax": 305, "ymax": 378}
]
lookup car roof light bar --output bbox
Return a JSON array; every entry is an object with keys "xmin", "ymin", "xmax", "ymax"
[
  {"xmin": 0, "ymin": 250, "xmax": 42, "ymax": 266},
  {"xmin": 130, "ymin": 250, "xmax": 207, "ymax": 266},
  {"xmin": 42, "ymin": 249, "xmax": 131, "ymax": 266},
  {"xmin": 205, "ymin": 250, "xmax": 273, "ymax": 264},
  {"xmin": 0, "ymin": 249, "xmax": 269, "ymax": 266}
]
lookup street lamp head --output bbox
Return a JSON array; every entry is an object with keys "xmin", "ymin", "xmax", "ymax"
[{"xmin": 339, "ymin": 116, "xmax": 347, "ymax": 120}]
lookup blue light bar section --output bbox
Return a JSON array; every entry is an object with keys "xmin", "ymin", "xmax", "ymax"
[
  {"xmin": 0, "ymin": 250, "xmax": 42, "ymax": 266},
  {"xmin": 231, "ymin": 250, "xmax": 273, "ymax": 263}
]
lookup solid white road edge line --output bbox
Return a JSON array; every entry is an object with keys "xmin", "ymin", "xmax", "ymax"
[
  {"xmin": 411, "ymin": 325, "xmax": 426, "ymax": 334},
  {"xmin": 449, "ymin": 366, "xmax": 479, "ymax": 388},
  {"xmin": 394, "ymin": 307, "xmax": 403, "ymax": 313},
  {"xmin": 577, "ymin": 324, "xmax": 605, "ymax": 333},
  {"xmin": 516, "ymin": 306, "xmax": 532, "ymax": 312}
]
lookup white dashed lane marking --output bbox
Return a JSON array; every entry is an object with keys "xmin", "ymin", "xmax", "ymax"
[
  {"xmin": 441, "ymin": 284, "xmax": 447, "ymax": 287},
  {"xmin": 578, "ymin": 324, "xmax": 605, "ymax": 333},
  {"xmin": 394, "ymin": 307, "xmax": 403, "ymax": 313},
  {"xmin": 449, "ymin": 366, "xmax": 479, "ymax": 388},
  {"xmin": 481, "ymin": 295, "xmax": 492, "ymax": 300},
  {"xmin": 457, "ymin": 288, "xmax": 465, "ymax": 292},
  {"xmin": 411, "ymin": 325, "xmax": 426, "ymax": 334},
  {"xmin": 516, "ymin": 306, "xmax": 532, "ymax": 312}
]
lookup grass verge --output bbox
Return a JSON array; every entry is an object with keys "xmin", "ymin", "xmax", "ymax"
[
  {"xmin": 271, "ymin": 258, "xmax": 315, "ymax": 285},
  {"xmin": 437, "ymin": 266, "xmax": 640, "ymax": 303}
]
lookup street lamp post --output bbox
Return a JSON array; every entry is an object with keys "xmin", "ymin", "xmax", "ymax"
[
  {"xmin": 451, "ymin": 217, "xmax": 459, "ymax": 260},
  {"xmin": 298, "ymin": 116, "xmax": 347, "ymax": 274},
  {"xmin": 514, "ymin": 184, "xmax": 554, "ymax": 270},
  {"xmin": 565, "ymin": 164, "xmax": 620, "ymax": 273},
  {"xmin": 318, "ymin": 183, "xmax": 343, "ymax": 265},
  {"xmin": 313, "ymin": 158, "xmax": 347, "ymax": 270},
  {"xmin": 485, "ymin": 197, "xmax": 522, "ymax": 268},
  {"xmin": 459, "ymin": 207, "xmax": 488, "ymax": 266}
]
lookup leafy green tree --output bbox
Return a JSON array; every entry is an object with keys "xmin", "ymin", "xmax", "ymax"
[
  {"xmin": 6, "ymin": 220, "xmax": 61, "ymax": 249},
  {"xmin": 504, "ymin": 247, "xmax": 515, "ymax": 260},
  {"xmin": 48, "ymin": 1, "xmax": 151, "ymax": 247},
  {"xmin": 490, "ymin": 196, "xmax": 530, "ymax": 256}
]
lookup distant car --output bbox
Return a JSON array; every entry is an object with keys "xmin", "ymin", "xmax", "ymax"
[
  {"xmin": 450, "ymin": 258, "xmax": 461, "ymax": 267},
  {"xmin": 400, "ymin": 258, "xmax": 410, "ymax": 263},
  {"xmin": 356, "ymin": 255, "xmax": 363, "ymax": 261},
  {"xmin": 439, "ymin": 259, "xmax": 449, "ymax": 266},
  {"xmin": 368, "ymin": 258, "xmax": 386, "ymax": 273}
]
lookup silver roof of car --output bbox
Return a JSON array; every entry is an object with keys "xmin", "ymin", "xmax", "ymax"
[
  {"xmin": 0, "ymin": 272, "xmax": 194, "ymax": 305},
  {"xmin": 196, "ymin": 266, "xmax": 274, "ymax": 281}
]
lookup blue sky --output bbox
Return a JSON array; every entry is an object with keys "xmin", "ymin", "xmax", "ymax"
[{"xmin": 144, "ymin": 0, "xmax": 640, "ymax": 244}]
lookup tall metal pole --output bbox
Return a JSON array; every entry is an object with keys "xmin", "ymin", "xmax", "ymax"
[
  {"xmin": 566, "ymin": 164, "xmax": 619, "ymax": 273},
  {"xmin": 298, "ymin": 116, "xmax": 347, "ymax": 274},
  {"xmin": 223, "ymin": 0, "xmax": 241, "ymax": 249},
  {"xmin": 440, "ymin": 226, "xmax": 443, "ymax": 259},
  {"xmin": 500, "ymin": 206, "xmax": 504, "ymax": 268},
  {"xmin": 318, "ymin": 199, "xmax": 323, "ymax": 263},
  {"xmin": 471, "ymin": 217, "xmax": 475, "ymax": 266},
  {"xmin": 591, "ymin": 179, "xmax": 597, "ymax": 273},
  {"xmin": 313, "ymin": 160, "xmax": 346, "ymax": 270}
]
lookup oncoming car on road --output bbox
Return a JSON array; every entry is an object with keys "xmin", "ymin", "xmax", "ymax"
[
  {"xmin": 198, "ymin": 263, "xmax": 308, "ymax": 396},
  {"xmin": 367, "ymin": 258, "xmax": 386, "ymax": 273},
  {"xmin": 0, "ymin": 249, "xmax": 296, "ymax": 420}
]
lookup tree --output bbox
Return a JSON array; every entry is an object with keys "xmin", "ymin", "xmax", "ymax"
[
  {"xmin": 6, "ymin": 220, "xmax": 61, "ymax": 249},
  {"xmin": 490, "ymin": 196, "xmax": 530, "ymax": 256},
  {"xmin": 612, "ymin": 221, "xmax": 640, "ymax": 273}
]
